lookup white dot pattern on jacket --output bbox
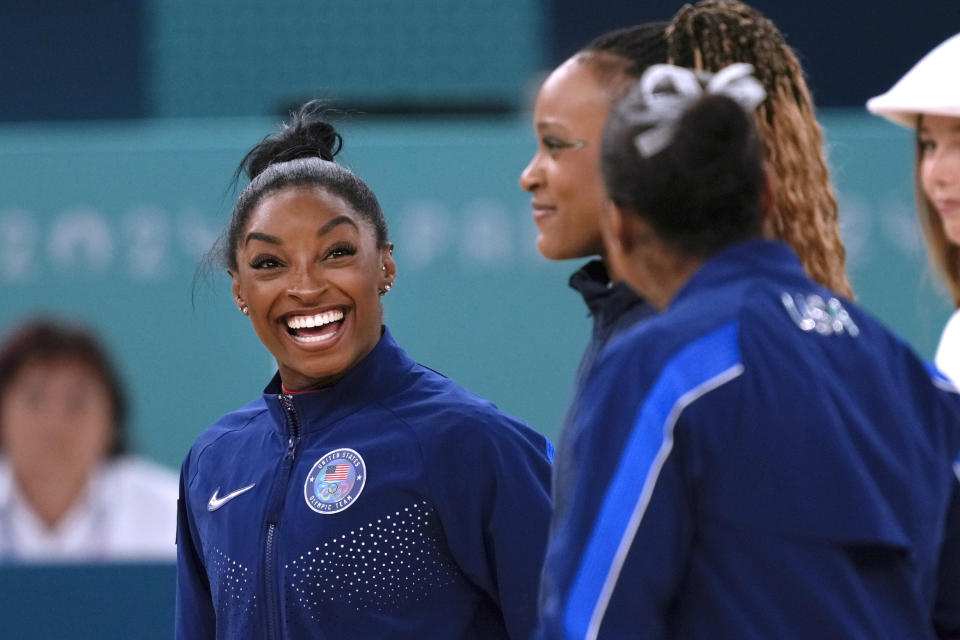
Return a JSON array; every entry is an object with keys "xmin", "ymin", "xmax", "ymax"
[
  {"xmin": 209, "ymin": 547, "xmax": 258, "ymax": 617},
  {"xmin": 285, "ymin": 500, "xmax": 461, "ymax": 616}
]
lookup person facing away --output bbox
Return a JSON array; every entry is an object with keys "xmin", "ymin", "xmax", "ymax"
[
  {"xmin": 0, "ymin": 317, "xmax": 178, "ymax": 561},
  {"xmin": 518, "ymin": 0, "xmax": 853, "ymax": 397},
  {"xmin": 520, "ymin": 1, "xmax": 857, "ymax": 576},
  {"xmin": 867, "ymin": 32, "xmax": 960, "ymax": 382},
  {"xmin": 537, "ymin": 63, "xmax": 960, "ymax": 639},
  {"xmin": 175, "ymin": 101, "xmax": 554, "ymax": 639}
]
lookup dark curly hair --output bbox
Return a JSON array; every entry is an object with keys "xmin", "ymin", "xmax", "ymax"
[{"xmin": 216, "ymin": 100, "xmax": 389, "ymax": 272}]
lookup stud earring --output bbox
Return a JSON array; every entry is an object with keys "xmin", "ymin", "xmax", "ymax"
[
  {"xmin": 240, "ymin": 305, "xmax": 249, "ymax": 315},
  {"xmin": 381, "ymin": 265, "xmax": 386, "ymax": 271}
]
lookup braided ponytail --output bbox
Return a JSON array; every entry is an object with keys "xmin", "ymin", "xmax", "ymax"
[{"xmin": 667, "ymin": 0, "xmax": 853, "ymax": 297}]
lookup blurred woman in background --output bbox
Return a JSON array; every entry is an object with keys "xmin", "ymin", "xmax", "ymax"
[
  {"xmin": 519, "ymin": 22, "xmax": 669, "ymax": 389},
  {"xmin": 868, "ymin": 33, "xmax": 960, "ymax": 381},
  {"xmin": 0, "ymin": 318, "xmax": 178, "ymax": 561}
]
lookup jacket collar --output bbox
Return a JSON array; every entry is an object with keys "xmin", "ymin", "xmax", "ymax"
[
  {"xmin": 262, "ymin": 327, "xmax": 417, "ymax": 434},
  {"xmin": 569, "ymin": 259, "xmax": 644, "ymax": 329},
  {"xmin": 671, "ymin": 240, "xmax": 809, "ymax": 308}
]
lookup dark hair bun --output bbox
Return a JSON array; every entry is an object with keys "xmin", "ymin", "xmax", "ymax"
[
  {"xmin": 673, "ymin": 94, "xmax": 755, "ymax": 171},
  {"xmin": 602, "ymin": 87, "xmax": 765, "ymax": 256},
  {"xmin": 240, "ymin": 100, "xmax": 343, "ymax": 180}
]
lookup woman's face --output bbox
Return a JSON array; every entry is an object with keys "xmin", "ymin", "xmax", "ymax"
[
  {"xmin": 519, "ymin": 56, "xmax": 615, "ymax": 261},
  {"xmin": 231, "ymin": 186, "xmax": 395, "ymax": 391},
  {"xmin": 920, "ymin": 114, "xmax": 960, "ymax": 245},
  {"xmin": 1, "ymin": 358, "xmax": 114, "ymax": 481}
]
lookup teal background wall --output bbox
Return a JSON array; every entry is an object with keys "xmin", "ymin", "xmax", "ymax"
[
  {"xmin": 0, "ymin": 563, "xmax": 175, "ymax": 639},
  {"xmin": 145, "ymin": 1, "xmax": 544, "ymax": 116},
  {"xmin": 0, "ymin": 111, "xmax": 951, "ymax": 472}
]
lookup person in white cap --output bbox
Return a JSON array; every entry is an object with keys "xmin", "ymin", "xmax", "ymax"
[{"xmin": 868, "ymin": 33, "xmax": 960, "ymax": 382}]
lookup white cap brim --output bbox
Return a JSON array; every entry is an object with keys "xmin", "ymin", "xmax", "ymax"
[{"xmin": 866, "ymin": 33, "xmax": 960, "ymax": 130}]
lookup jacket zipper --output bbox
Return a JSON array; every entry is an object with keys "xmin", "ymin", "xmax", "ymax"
[
  {"xmin": 264, "ymin": 523, "xmax": 278, "ymax": 640},
  {"xmin": 265, "ymin": 392, "xmax": 302, "ymax": 640}
]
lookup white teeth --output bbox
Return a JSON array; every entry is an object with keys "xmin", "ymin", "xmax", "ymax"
[{"xmin": 286, "ymin": 310, "xmax": 344, "ymax": 330}]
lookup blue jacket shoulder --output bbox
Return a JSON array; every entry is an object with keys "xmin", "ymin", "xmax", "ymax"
[
  {"xmin": 182, "ymin": 396, "xmax": 269, "ymax": 479},
  {"xmin": 384, "ymin": 362, "xmax": 552, "ymax": 458}
]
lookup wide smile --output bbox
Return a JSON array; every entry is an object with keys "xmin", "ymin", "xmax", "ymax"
[{"xmin": 282, "ymin": 308, "xmax": 347, "ymax": 347}]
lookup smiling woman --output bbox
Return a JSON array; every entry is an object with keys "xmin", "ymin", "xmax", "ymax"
[
  {"xmin": 868, "ymin": 33, "xmax": 960, "ymax": 381},
  {"xmin": 175, "ymin": 101, "xmax": 554, "ymax": 640},
  {"xmin": 231, "ymin": 187, "xmax": 394, "ymax": 391}
]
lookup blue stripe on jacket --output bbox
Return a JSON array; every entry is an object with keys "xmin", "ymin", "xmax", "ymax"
[{"xmin": 563, "ymin": 321, "xmax": 744, "ymax": 640}]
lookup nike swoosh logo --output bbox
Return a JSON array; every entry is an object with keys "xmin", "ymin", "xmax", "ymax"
[{"xmin": 207, "ymin": 483, "xmax": 256, "ymax": 511}]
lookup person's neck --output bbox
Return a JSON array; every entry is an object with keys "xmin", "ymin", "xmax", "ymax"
[
  {"xmin": 626, "ymin": 242, "xmax": 704, "ymax": 311},
  {"xmin": 14, "ymin": 464, "xmax": 92, "ymax": 529}
]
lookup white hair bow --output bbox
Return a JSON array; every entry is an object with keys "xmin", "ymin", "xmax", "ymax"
[{"xmin": 630, "ymin": 63, "xmax": 767, "ymax": 158}]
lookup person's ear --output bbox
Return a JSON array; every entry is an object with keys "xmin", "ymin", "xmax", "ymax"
[
  {"xmin": 599, "ymin": 201, "xmax": 622, "ymax": 256},
  {"xmin": 608, "ymin": 201, "xmax": 646, "ymax": 255},
  {"xmin": 379, "ymin": 244, "xmax": 397, "ymax": 296},
  {"xmin": 601, "ymin": 201, "xmax": 642, "ymax": 282},
  {"xmin": 230, "ymin": 270, "xmax": 249, "ymax": 316}
]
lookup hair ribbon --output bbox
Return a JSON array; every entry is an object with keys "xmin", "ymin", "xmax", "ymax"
[{"xmin": 631, "ymin": 63, "xmax": 767, "ymax": 158}]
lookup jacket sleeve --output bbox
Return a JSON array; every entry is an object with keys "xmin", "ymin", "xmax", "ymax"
[
  {"xmin": 539, "ymin": 351, "xmax": 697, "ymax": 640},
  {"xmin": 422, "ymin": 411, "xmax": 554, "ymax": 639},
  {"xmin": 175, "ymin": 456, "xmax": 216, "ymax": 640},
  {"xmin": 936, "ymin": 465, "xmax": 960, "ymax": 639}
]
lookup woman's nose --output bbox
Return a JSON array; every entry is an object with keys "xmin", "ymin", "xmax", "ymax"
[
  {"xmin": 519, "ymin": 155, "xmax": 542, "ymax": 192},
  {"xmin": 287, "ymin": 264, "xmax": 327, "ymax": 301},
  {"xmin": 938, "ymin": 150, "xmax": 960, "ymax": 186}
]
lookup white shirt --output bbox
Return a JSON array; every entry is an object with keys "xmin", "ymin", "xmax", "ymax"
[
  {"xmin": 935, "ymin": 309, "xmax": 960, "ymax": 384},
  {"xmin": 0, "ymin": 455, "xmax": 178, "ymax": 562}
]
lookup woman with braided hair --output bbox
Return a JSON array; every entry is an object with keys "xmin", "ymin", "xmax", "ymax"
[
  {"xmin": 536, "ymin": 61, "xmax": 960, "ymax": 640},
  {"xmin": 666, "ymin": 0, "xmax": 853, "ymax": 298},
  {"xmin": 520, "ymin": 3, "xmax": 853, "ymax": 449}
]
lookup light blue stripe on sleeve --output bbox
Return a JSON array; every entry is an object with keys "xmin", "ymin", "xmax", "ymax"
[
  {"xmin": 925, "ymin": 360, "xmax": 959, "ymax": 394},
  {"xmin": 563, "ymin": 321, "xmax": 743, "ymax": 640}
]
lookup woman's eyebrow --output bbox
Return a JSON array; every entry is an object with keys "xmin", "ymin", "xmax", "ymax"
[
  {"xmin": 244, "ymin": 231, "xmax": 281, "ymax": 246},
  {"xmin": 317, "ymin": 216, "xmax": 358, "ymax": 236},
  {"xmin": 243, "ymin": 217, "xmax": 358, "ymax": 247}
]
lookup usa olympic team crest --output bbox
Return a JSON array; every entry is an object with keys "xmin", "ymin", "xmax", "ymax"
[{"xmin": 304, "ymin": 448, "xmax": 366, "ymax": 514}]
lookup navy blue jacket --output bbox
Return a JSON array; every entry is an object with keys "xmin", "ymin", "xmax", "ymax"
[
  {"xmin": 176, "ymin": 329, "xmax": 554, "ymax": 639},
  {"xmin": 552, "ymin": 261, "xmax": 657, "ymax": 518},
  {"xmin": 539, "ymin": 240, "xmax": 960, "ymax": 639},
  {"xmin": 567, "ymin": 259, "xmax": 657, "ymax": 392}
]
